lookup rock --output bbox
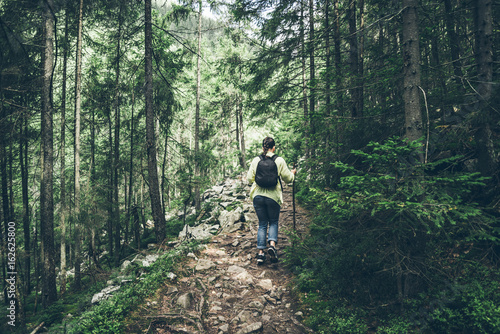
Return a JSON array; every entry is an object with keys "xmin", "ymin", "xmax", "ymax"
[
  {"xmin": 167, "ymin": 286, "xmax": 178, "ymax": 294},
  {"xmin": 196, "ymin": 259, "xmax": 215, "ymax": 271},
  {"xmin": 248, "ymin": 300, "xmax": 265, "ymax": 312},
  {"xmin": 223, "ymin": 222, "xmax": 242, "ymax": 234},
  {"xmin": 263, "ymin": 294, "xmax": 277, "ymax": 305},
  {"xmin": 236, "ymin": 322, "xmax": 263, "ymax": 334},
  {"xmin": 242, "ymin": 203, "xmax": 253, "ymax": 212},
  {"xmin": 234, "ymin": 271, "xmax": 254, "ymax": 285},
  {"xmin": 227, "ymin": 265, "xmax": 247, "ymax": 275},
  {"xmin": 91, "ymin": 285, "xmax": 120, "ymax": 304},
  {"xmin": 232, "ymin": 240, "xmax": 240, "ymax": 247},
  {"xmin": 233, "ymin": 310, "xmax": 253, "ymax": 323},
  {"xmin": 295, "ymin": 311, "xmax": 304, "ymax": 317},
  {"xmin": 219, "ymin": 202, "xmax": 233, "ymax": 209},
  {"xmin": 270, "ymin": 288, "xmax": 283, "ymax": 300},
  {"xmin": 142, "ymin": 254, "xmax": 159, "ymax": 267},
  {"xmin": 120, "ymin": 260, "xmax": 131, "ymax": 271},
  {"xmin": 219, "ymin": 323, "xmax": 229, "ymax": 333},
  {"xmin": 226, "ymin": 295, "xmax": 239, "ymax": 304},
  {"xmin": 244, "ymin": 212, "xmax": 258, "ymax": 223},
  {"xmin": 178, "ymin": 223, "xmax": 220, "ymax": 241},
  {"xmin": 176, "ymin": 293, "xmax": 192, "ymax": 309},
  {"xmin": 257, "ymin": 279, "xmax": 273, "ymax": 291},
  {"xmin": 209, "ymin": 305, "xmax": 223, "ymax": 314},
  {"xmin": 167, "ymin": 272, "xmax": 177, "ymax": 280},
  {"xmin": 218, "ymin": 208, "xmax": 243, "ymax": 232},
  {"xmin": 131, "ymin": 254, "xmax": 145, "ymax": 264},
  {"xmin": 213, "ymin": 185, "xmax": 224, "ymax": 194}
]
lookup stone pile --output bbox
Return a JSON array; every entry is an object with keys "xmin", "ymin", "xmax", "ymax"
[{"xmin": 174, "ymin": 177, "xmax": 258, "ymax": 244}]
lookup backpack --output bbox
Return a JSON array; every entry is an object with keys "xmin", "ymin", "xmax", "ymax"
[{"xmin": 255, "ymin": 154, "xmax": 280, "ymax": 188}]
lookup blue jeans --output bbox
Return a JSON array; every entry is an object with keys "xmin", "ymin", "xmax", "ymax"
[{"xmin": 253, "ymin": 196, "xmax": 280, "ymax": 250}]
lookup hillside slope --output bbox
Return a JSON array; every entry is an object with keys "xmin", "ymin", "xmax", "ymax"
[{"xmin": 126, "ymin": 177, "xmax": 313, "ymax": 333}]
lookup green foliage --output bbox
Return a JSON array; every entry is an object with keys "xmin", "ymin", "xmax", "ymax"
[
  {"xmin": 303, "ymin": 303, "xmax": 369, "ymax": 334},
  {"xmin": 407, "ymin": 265, "xmax": 500, "ymax": 333},
  {"xmin": 324, "ymin": 137, "xmax": 490, "ymax": 236},
  {"xmin": 289, "ymin": 137, "xmax": 498, "ymax": 331},
  {"xmin": 69, "ymin": 243, "xmax": 200, "ymax": 333}
]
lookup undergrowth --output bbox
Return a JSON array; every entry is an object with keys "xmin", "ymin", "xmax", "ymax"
[
  {"xmin": 286, "ymin": 137, "xmax": 500, "ymax": 333},
  {"xmin": 65, "ymin": 241, "xmax": 202, "ymax": 334}
]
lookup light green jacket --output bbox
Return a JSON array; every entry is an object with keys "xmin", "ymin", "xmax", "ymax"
[{"xmin": 247, "ymin": 152, "xmax": 295, "ymax": 206}]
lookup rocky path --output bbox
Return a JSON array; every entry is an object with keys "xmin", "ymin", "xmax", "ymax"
[{"xmin": 130, "ymin": 178, "xmax": 314, "ymax": 334}]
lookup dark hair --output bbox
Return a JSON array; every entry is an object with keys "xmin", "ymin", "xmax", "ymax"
[{"xmin": 262, "ymin": 137, "xmax": 275, "ymax": 153}]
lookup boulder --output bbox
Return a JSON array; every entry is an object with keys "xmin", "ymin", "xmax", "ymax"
[
  {"xmin": 219, "ymin": 208, "xmax": 243, "ymax": 233},
  {"xmin": 142, "ymin": 254, "xmax": 159, "ymax": 267},
  {"xmin": 257, "ymin": 279, "xmax": 273, "ymax": 291},
  {"xmin": 120, "ymin": 260, "xmax": 132, "ymax": 271},
  {"xmin": 243, "ymin": 212, "xmax": 258, "ymax": 224},
  {"xmin": 195, "ymin": 259, "xmax": 215, "ymax": 271},
  {"xmin": 236, "ymin": 322, "xmax": 263, "ymax": 334},
  {"xmin": 91, "ymin": 285, "xmax": 120, "ymax": 304},
  {"xmin": 178, "ymin": 223, "xmax": 220, "ymax": 241},
  {"xmin": 176, "ymin": 293, "xmax": 192, "ymax": 309},
  {"xmin": 248, "ymin": 301, "xmax": 265, "ymax": 312}
]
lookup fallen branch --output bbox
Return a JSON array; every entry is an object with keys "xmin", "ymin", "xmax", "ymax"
[{"xmin": 30, "ymin": 322, "xmax": 45, "ymax": 334}]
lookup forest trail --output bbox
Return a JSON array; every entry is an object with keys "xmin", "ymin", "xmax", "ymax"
[{"xmin": 126, "ymin": 181, "xmax": 314, "ymax": 334}]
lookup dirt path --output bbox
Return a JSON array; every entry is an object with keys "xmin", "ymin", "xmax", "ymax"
[{"xmin": 128, "ymin": 183, "xmax": 314, "ymax": 334}]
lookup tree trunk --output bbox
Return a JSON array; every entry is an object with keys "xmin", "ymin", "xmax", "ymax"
[
  {"xmin": 113, "ymin": 3, "xmax": 123, "ymax": 265},
  {"xmin": 324, "ymin": 0, "xmax": 331, "ymax": 119},
  {"xmin": 73, "ymin": 0, "xmax": 84, "ymax": 291},
  {"xmin": 59, "ymin": 3, "xmax": 69, "ymax": 295},
  {"xmin": 348, "ymin": 0, "xmax": 360, "ymax": 118},
  {"xmin": 444, "ymin": 0, "xmax": 464, "ymax": 91},
  {"xmin": 473, "ymin": 0, "xmax": 495, "ymax": 179},
  {"xmin": 107, "ymin": 114, "xmax": 114, "ymax": 258},
  {"xmin": 145, "ymin": 0, "xmax": 166, "ymax": 243},
  {"xmin": 90, "ymin": 84, "xmax": 97, "ymax": 266},
  {"xmin": 333, "ymin": 0, "xmax": 342, "ymax": 158},
  {"xmin": 359, "ymin": 0, "xmax": 365, "ymax": 117},
  {"xmin": 1, "ymin": 113, "xmax": 10, "ymax": 305},
  {"xmin": 238, "ymin": 94, "xmax": 247, "ymax": 169},
  {"xmin": 8, "ymin": 140, "xmax": 14, "ymax": 223},
  {"xmin": 194, "ymin": 0, "xmax": 202, "ymax": 212},
  {"xmin": 20, "ymin": 116, "xmax": 31, "ymax": 296},
  {"xmin": 402, "ymin": 0, "xmax": 423, "ymax": 145},
  {"xmin": 300, "ymin": 0, "xmax": 309, "ymax": 158},
  {"xmin": 41, "ymin": 0, "xmax": 57, "ymax": 307},
  {"xmin": 128, "ymin": 84, "xmax": 135, "ymax": 245},
  {"xmin": 308, "ymin": 0, "xmax": 316, "ymax": 139}
]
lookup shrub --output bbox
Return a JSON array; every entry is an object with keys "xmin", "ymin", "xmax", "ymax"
[{"xmin": 289, "ymin": 137, "xmax": 498, "ymax": 331}]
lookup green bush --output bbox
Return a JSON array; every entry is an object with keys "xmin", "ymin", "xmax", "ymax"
[
  {"xmin": 412, "ymin": 266, "xmax": 500, "ymax": 333},
  {"xmin": 289, "ymin": 137, "xmax": 498, "ymax": 332}
]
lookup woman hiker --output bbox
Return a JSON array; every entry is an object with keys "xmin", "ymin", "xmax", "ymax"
[{"xmin": 247, "ymin": 137, "xmax": 296, "ymax": 265}]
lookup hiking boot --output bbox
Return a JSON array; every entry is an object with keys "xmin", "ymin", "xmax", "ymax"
[
  {"xmin": 257, "ymin": 253, "xmax": 266, "ymax": 265},
  {"xmin": 268, "ymin": 246, "xmax": 278, "ymax": 263}
]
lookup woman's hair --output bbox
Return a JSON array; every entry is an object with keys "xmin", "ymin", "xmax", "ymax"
[{"xmin": 262, "ymin": 137, "xmax": 275, "ymax": 153}]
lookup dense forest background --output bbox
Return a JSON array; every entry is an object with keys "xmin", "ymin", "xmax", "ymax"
[{"xmin": 0, "ymin": 0, "xmax": 499, "ymax": 332}]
